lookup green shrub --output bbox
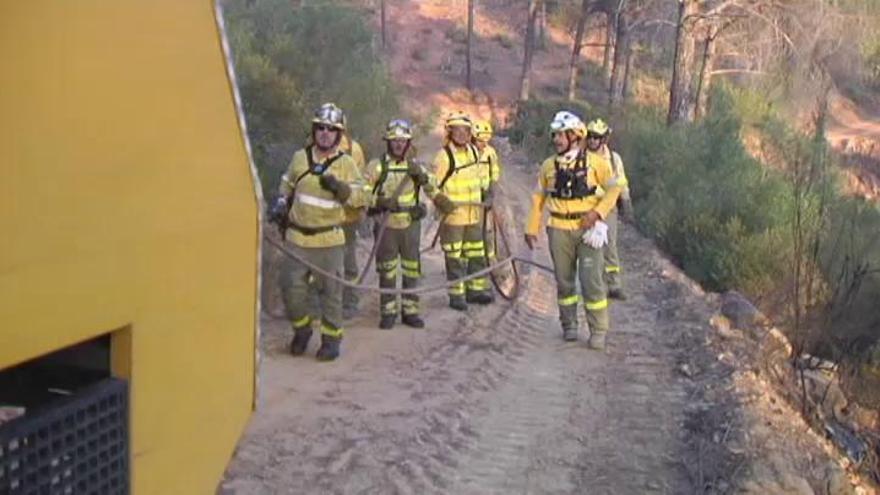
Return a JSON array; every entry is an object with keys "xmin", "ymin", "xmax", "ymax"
[{"xmin": 222, "ymin": 0, "xmax": 401, "ymax": 195}]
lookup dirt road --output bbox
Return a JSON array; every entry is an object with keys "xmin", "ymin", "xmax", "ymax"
[
  {"xmin": 221, "ymin": 152, "xmax": 721, "ymax": 493},
  {"xmin": 220, "ymin": 1, "xmax": 862, "ymax": 492}
]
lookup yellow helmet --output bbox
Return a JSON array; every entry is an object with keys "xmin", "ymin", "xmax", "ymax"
[
  {"xmin": 472, "ymin": 120, "xmax": 493, "ymax": 141},
  {"xmin": 586, "ymin": 118, "xmax": 611, "ymax": 137},
  {"xmin": 312, "ymin": 102, "xmax": 346, "ymax": 130},
  {"xmin": 384, "ymin": 118, "xmax": 413, "ymax": 140},
  {"xmin": 445, "ymin": 110, "xmax": 472, "ymax": 130}
]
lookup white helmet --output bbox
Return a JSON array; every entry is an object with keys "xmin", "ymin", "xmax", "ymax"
[{"xmin": 549, "ymin": 111, "xmax": 584, "ymax": 134}]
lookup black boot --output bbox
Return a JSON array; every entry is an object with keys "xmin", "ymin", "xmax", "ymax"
[
  {"xmin": 467, "ymin": 291, "xmax": 494, "ymax": 305},
  {"xmin": 379, "ymin": 314, "xmax": 396, "ymax": 330},
  {"xmin": 289, "ymin": 327, "xmax": 313, "ymax": 356},
  {"xmin": 316, "ymin": 334, "xmax": 341, "ymax": 361},
  {"xmin": 449, "ymin": 296, "xmax": 467, "ymax": 311},
  {"xmin": 608, "ymin": 289, "xmax": 628, "ymax": 301},
  {"xmin": 401, "ymin": 313, "xmax": 425, "ymax": 328},
  {"xmin": 562, "ymin": 327, "xmax": 578, "ymax": 342}
]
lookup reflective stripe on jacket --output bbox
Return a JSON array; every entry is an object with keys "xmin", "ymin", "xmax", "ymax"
[
  {"xmin": 433, "ymin": 144, "xmax": 486, "ymax": 226},
  {"xmin": 278, "ymin": 147, "xmax": 368, "ymax": 248}
]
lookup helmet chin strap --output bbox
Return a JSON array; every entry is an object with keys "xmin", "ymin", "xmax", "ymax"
[{"xmin": 556, "ymin": 132, "xmax": 579, "ymax": 156}]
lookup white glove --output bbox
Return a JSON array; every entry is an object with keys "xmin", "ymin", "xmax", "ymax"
[{"xmin": 581, "ymin": 220, "xmax": 608, "ymax": 249}]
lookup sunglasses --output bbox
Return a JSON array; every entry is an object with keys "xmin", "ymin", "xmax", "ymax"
[
  {"xmin": 314, "ymin": 125, "xmax": 339, "ymax": 133},
  {"xmin": 586, "ymin": 133, "xmax": 604, "ymax": 140}
]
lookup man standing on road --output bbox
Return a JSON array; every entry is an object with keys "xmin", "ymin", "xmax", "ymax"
[
  {"xmin": 432, "ymin": 111, "xmax": 494, "ymax": 311},
  {"xmin": 523, "ymin": 111, "xmax": 621, "ymax": 349},
  {"xmin": 584, "ymin": 118, "xmax": 632, "ymax": 301},
  {"xmin": 324, "ymin": 104, "xmax": 369, "ymax": 319},
  {"xmin": 366, "ymin": 119, "xmax": 435, "ymax": 330},
  {"xmin": 473, "ymin": 119, "xmax": 502, "ymax": 266},
  {"xmin": 269, "ymin": 103, "xmax": 368, "ymax": 361}
]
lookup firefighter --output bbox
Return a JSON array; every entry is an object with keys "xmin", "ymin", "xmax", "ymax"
[
  {"xmin": 366, "ymin": 119, "xmax": 434, "ymax": 329},
  {"xmin": 432, "ymin": 111, "xmax": 494, "ymax": 311},
  {"xmin": 472, "ymin": 119, "xmax": 501, "ymax": 265},
  {"xmin": 318, "ymin": 103, "xmax": 368, "ymax": 319},
  {"xmin": 268, "ymin": 103, "xmax": 367, "ymax": 361},
  {"xmin": 523, "ymin": 111, "xmax": 622, "ymax": 349},
  {"xmin": 584, "ymin": 118, "xmax": 631, "ymax": 300}
]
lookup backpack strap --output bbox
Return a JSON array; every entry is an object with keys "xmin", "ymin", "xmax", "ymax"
[
  {"xmin": 372, "ymin": 155, "xmax": 390, "ymax": 196},
  {"xmin": 439, "ymin": 143, "xmax": 480, "ymax": 189}
]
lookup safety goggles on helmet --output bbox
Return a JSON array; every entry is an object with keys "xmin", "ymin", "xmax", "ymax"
[
  {"xmin": 384, "ymin": 118, "xmax": 414, "ymax": 140},
  {"xmin": 312, "ymin": 103, "xmax": 346, "ymax": 130}
]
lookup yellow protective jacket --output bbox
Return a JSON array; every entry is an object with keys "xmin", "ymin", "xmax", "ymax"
[
  {"xmin": 433, "ymin": 143, "xmax": 486, "ymax": 226},
  {"xmin": 279, "ymin": 146, "xmax": 368, "ymax": 248},
  {"xmin": 340, "ymin": 136, "xmax": 367, "ymax": 224},
  {"xmin": 605, "ymin": 148, "xmax": 630, "ymax": 202},
  {"xmin": 365, "ymin": 155, "xmax": 436, "ymax": 230},
  {"xmin": 477, "ymin": 144, "xmax": 501, "ymax": 189},
  {"xmin": 525, "ymin": 150, "xmax": 621, "ymax": 235}
]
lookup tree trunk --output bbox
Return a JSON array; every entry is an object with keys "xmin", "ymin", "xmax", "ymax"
[
  {"xmin": 380, "ymin": 0, "xmax": 387, "ymax": 49},
  {"xmin": 567, "ymin": 0, "xmax": 591, "ymax": 101},
  {"xmin": 538, "ymin": 0, "xmax": 547, "ymax": 49},
  {"xmin": 519, "ymin": 0, "xmax": 540, "ymax": 102},
  {"xmin": 466, "ymin": 0, "xmax": 474, "ymax": 90},
  {"xmin": 622, "ymin": 42, "xmax": 634, "ymax": 102},
  {"xmin": 602, "ymin": 10, "xmax": 617, "ymax": 84},
  {"xmin": 608, "ymin": 12, "xmax": 629, "ymax": 109},
  {"xmin": 667, "ymin": 0, "xmax": 698, "ymax": 125},
  {"xmin": 694, "ymin": 23, "xmax": 718, "ymax": 120}
]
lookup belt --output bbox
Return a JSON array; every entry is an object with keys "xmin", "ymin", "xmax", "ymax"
[
  {"xmin": 550, "ymin": 211, "xmax": 588, "ymax": 220},
  {"xmin": 288, "ymin": 222, "xmax": 340, "ymax": 236},
  {"xmin": 367, "ymin": 205, "xmax": 419, "ymax": 216}
]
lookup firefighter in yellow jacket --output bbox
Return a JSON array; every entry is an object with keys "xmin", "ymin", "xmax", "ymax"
[
  {"xmin": 524, "ymin": 111, "xmax": 621, "ymax": 349},
  {"xmin": 313, "ymin": 103, "xmax": 368, "ymax": 318},
  {"xmin": 269, "ymin": 104, "xmax": 368, "ymax": 361},
  {"xmin": 585, "ymin": 118, "xmax": 631, "ymax": 300},
  {"xmin": 472, "ymin": 119, "xmax": 501, "ymax": 265},
  {"xmin": 432, "ymin": 111, "xmax": 494, "ymax": 310},
  {"xmin": 366, "ymin": 119, "xmax": 436, "ymax": 329}
]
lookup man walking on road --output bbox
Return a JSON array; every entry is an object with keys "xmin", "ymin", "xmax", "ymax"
[
  {"xmin": 524, "ymin": 111, "xmax": 621, "ymax": 349},
  {"xmin": 269, "ymin": 103, "xmax": 368, "ymax": 361}
]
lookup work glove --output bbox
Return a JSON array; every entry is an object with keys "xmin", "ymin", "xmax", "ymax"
[
  {"xmin": 581, "ymin": 220, "xmax": 609, "ymax": 249},
  {"xmin": 407, "ymin": 161, "xmax": 430, "ymax": 186},
  {"xmin": 319, "ymin": 173, "xmax": 351, "ymax": 202},
  {"xmin": 375, "ymin": 195, "xmax": 398, "ymax": 211},
  {"xmin": 433, "ymin": 193, "xmax": 456, "ymax": 215},
  {"xmin": 268, "ymin": 196, "xmax": 289, "ymax": 224},
  {"xmin": 410, "ymin": 203, "xmax": 428, "ymax": 221},
  {"xmin": 482, "ymin": 184, "xmax": 496, "ymax": 208},
  {"xmin": 524, "ymin": 234, "xmax": 537, "ymax": 251}
]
